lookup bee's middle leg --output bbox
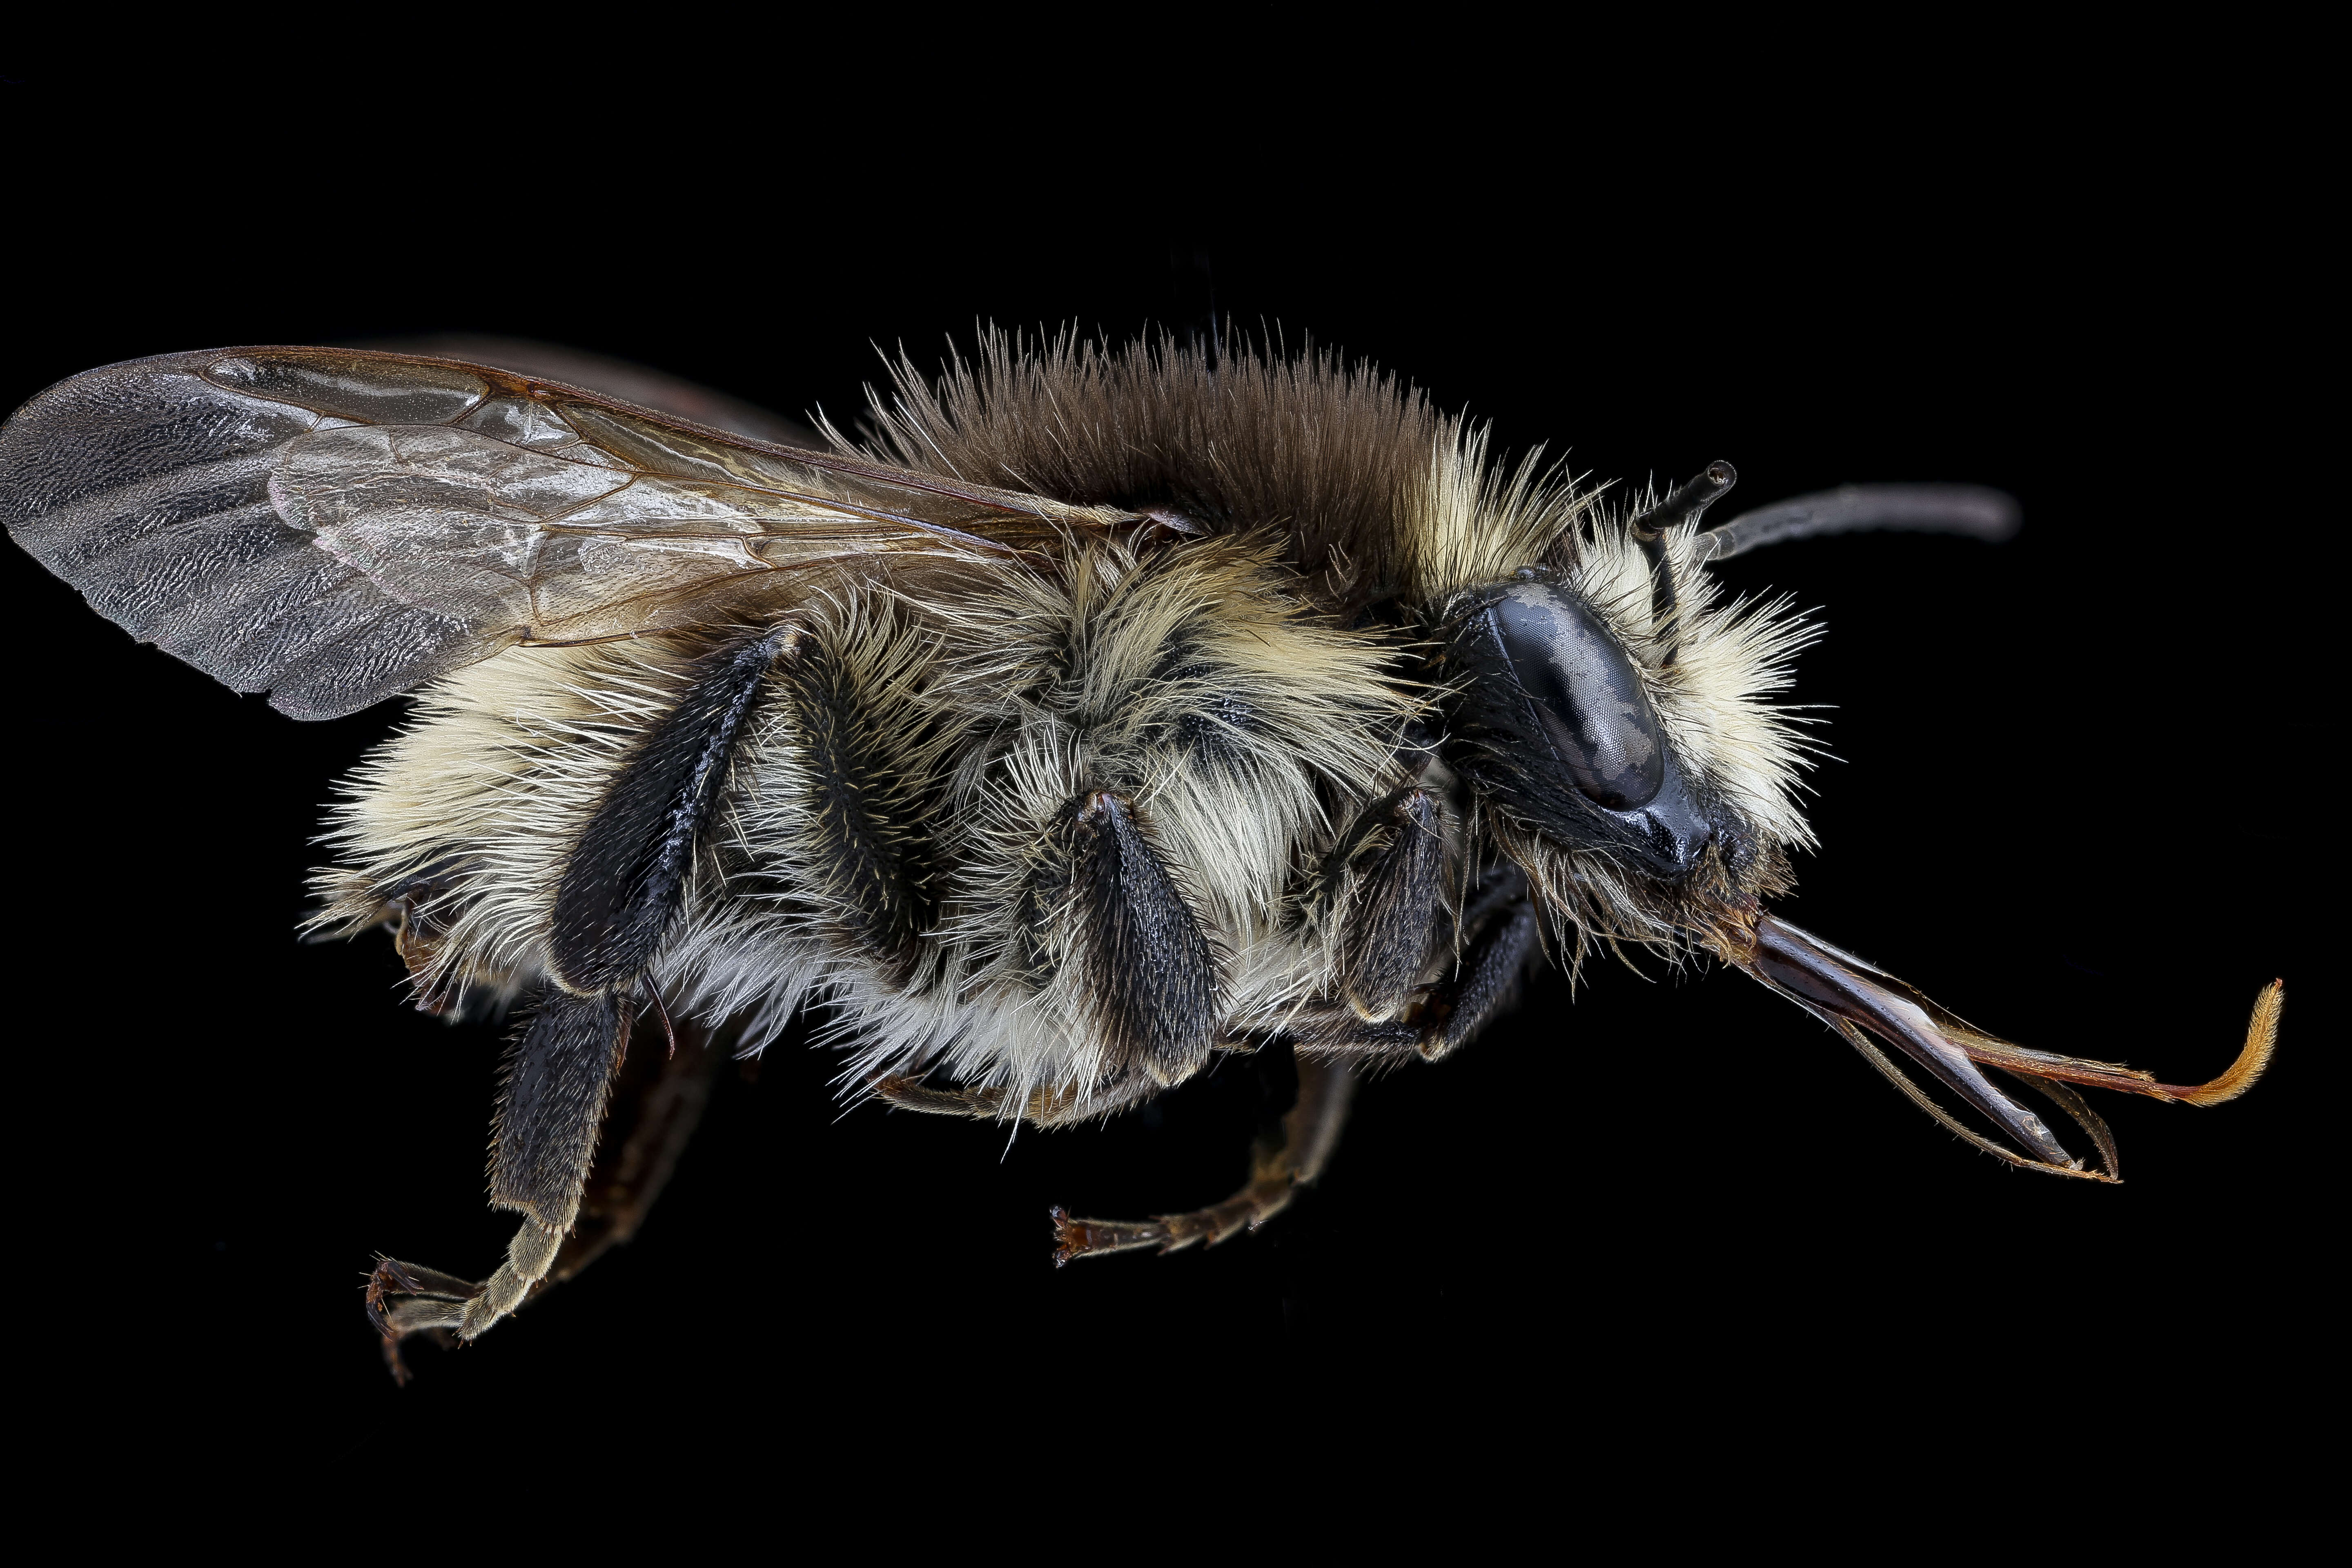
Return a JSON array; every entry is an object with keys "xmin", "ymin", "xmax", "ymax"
[
  {"xmin": 868, "ymin": 1076, "xmax": 1011, "ymax": 1116},
  {"xmin": 1050, "ymin": 1053, "xmax": 1358, "ymax": 1264},
  {"xmin": 1048, "ymin": 786, "xmax": 1461, "ymax": 1263}
]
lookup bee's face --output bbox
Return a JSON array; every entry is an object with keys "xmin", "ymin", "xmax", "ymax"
[{"xmin": 1438, "ymin": 575, "xmax": 1740, "ymax": 894}]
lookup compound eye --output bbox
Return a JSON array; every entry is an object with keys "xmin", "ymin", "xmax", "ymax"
[{"xmin": 1487, "ymin": 584, "xmax": 1666, "ymax": 811}]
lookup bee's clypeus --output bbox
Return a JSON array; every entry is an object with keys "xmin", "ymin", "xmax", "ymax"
[{"xmin": 0, "ymin": 336, "xmax": 2281, "ymax": 1380}]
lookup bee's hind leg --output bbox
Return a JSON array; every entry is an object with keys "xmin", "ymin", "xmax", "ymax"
[
  {"xmin": 363, "ymin": 1258, "xmax": 478, "ymax": 1382},
  {"xmin": 1049, "ymin": 1055, "xmax": 1357, "ymax": 1265},
  {"xmin": 363, "ymin": 626, "xmax": 793, "ymax": 1383},
  {"xmin": 366, "ymin": 1009, "xmax": 723, "ymax": 1383},
  {"xmin": 543, "ymin": 1013, "xmax": 722, "ymax": 1287}
]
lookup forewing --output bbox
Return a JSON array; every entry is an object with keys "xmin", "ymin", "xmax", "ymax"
[{"xmin": 2, "ymin": 347, "xmax": 1135, "ymax": 718}]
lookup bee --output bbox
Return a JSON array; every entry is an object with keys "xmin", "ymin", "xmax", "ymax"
[{"xmin": 0, "ymin": 334, "xmax": 2281, "ymax": 1379}]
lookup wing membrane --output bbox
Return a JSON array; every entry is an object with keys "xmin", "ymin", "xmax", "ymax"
[{"xmin": 2, "ymin": 347, "xmax": 1136, "ymax": 718}]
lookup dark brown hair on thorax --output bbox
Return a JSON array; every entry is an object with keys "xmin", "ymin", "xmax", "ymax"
[{"xmin": 851, "ymin": 329, "xmax": 1443, "ymax": 591}]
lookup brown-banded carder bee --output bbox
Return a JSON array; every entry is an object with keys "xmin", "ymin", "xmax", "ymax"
[{"xmin": 0, "ymin": 334, "xmax": 2281, "ymax": 1380}]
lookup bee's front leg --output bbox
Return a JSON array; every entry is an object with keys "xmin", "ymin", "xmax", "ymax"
[
  {"xmin": 1290, "ymin": 875, "xmax": 1539, "ymax": 1063},
  {"xmin": 1412, "ymin": 876, "xmax": 1539, "ymax": 1060}
]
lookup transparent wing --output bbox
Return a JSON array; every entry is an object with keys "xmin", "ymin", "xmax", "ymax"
[
  {"xmin": 337, "ymin": 336, "xmax": 825, "ymax": 448},
  {"xmin": 2, "ymin": 347, "xmax": 1136, "ymax": 718}
]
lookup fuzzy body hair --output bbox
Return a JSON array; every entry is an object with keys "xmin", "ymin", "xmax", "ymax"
[{"xmin": 315, "ymin": 336, "xmax": 1815, "ymax": 1118}]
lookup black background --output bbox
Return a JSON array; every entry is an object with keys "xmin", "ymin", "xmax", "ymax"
[{"xmin": 6, "ymin": 92, "xmax": 2325, "ymax": 1472}]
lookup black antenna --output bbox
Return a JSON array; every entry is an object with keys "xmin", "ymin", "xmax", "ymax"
[
  {"xmin": 1630, "ymin": 460, "xmax": 1737, "ymax": 666},
  {"xmin": 1690, "ymin": 483, "xmax": 2019, "ymax": 564}
]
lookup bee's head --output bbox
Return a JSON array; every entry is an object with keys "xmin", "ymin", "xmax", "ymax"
[
  {"xmin": 1428, "ymin": 463, "xmax": 1816, "ymax": 948},
  {"xmin": 1439, "ymin": 575, "xmax": 1731, "ymax": 886}
]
